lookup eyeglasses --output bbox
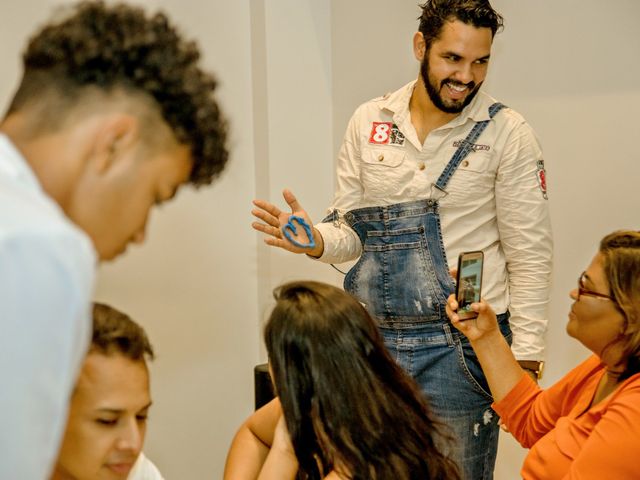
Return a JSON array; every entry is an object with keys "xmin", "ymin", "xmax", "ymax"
[{"xmin": 577, "ymin": 271, "xmax": 615, "ymax": 302}]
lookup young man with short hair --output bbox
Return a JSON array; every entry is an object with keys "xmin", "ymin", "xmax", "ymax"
[
  {"xmin": 0, "ymin": 2, "xmax": 228, "ymax": 478},
  {"xmin": 52, "ymin": 303, "xmax": 163, "ymax": 480}
]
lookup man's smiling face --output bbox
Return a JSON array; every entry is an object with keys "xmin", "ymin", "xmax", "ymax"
[{"xmin": 420, "ymin": 20, "xmax": 493, "ymax": 113}]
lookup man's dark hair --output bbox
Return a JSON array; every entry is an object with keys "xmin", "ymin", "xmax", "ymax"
[
  {"xmin": 91, "ymin": 302, "xmax": 154, "ymax": 362},
  {"xmin": 418, "ymin": 0, "xmax": 504, "ymax": 52},
  {"xmin": 7, "ymin": 0, "xmax": 228, "ymax": 186}
]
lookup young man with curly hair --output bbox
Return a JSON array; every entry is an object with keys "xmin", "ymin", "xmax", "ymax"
[{"xmin": 0, "ymin": 2, "xmax": 228, "ymax": 478}]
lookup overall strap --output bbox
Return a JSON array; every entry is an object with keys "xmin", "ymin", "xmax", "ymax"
[{"xmin": 434, "ymin": 102, "xmax": 506, "ymax": 192}]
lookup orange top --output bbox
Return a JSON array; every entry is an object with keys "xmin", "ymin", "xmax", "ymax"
[{"xmin": 493, "ymin": 355, "xmax": 640, "ymax": 479}]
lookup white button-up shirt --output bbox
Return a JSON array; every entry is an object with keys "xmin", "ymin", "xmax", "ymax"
[
  {"xmin": 315, "ymin": 81, "xmax": 552, "ymax": 360},
  {"xmin": 0, "ymin": 133, "xmax": 96, "ymax": 479},
  {"xmin": 129, "ymin": 453, "xmax": 165, "ymax": 479}
]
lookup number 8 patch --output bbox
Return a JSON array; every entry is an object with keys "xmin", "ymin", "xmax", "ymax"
[{"xmin": 368, "ymin": 122, "xmax": 392, "ymax": 144}]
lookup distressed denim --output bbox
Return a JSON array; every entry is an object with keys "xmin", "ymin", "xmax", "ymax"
[
  {"xmin": 380, "ymin": 315, "xmax": 512, "ymax": 480},
  {"xmin": 332, "ymin": 103, "xmax": 508, "ymax": 478},
  {"xmin": 341, "ymin": 103, "xmax": 506, "ymax": 325},
  {"xmin": 343, "ymin": 198, "xmax": 454, "ymax": 324},
  {"xmin": 342, "ymin": 199, "xmax": 510, "ymax": 478}
]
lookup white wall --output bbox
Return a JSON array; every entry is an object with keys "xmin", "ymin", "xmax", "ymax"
[
  {"xmin": 2, "ymin": 1, "xmax": 639, "ymax": 478},
  {"xmin": 94, "ymin": 2, "xmax": 260, "ymax": 477},
  {"xmin": 251, "ymin": 0, "xmax": 341, "ymax": 342},
  {"xmin": 487, "ymin": 2, "xmax": 640, "ymax": 475}
]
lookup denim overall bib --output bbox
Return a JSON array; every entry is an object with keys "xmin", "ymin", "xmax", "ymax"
[{"xmin": 330, "ymin": 103, "xmax": 511, "ymax": 480}]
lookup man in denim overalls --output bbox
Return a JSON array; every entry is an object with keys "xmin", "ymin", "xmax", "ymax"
[{"xmin": 252, "ymin": 1, "xmax": 552, "ymax": 478}]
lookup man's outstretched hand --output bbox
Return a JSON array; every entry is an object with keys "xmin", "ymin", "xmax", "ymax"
[{"xmin": 251, "ymin": 189, "xmax": 324, "ymax": 257}]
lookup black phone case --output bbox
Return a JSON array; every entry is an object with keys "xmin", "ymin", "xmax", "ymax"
[{"xmin": 455, "ymin": 251, "xmax": 484, "ymax": 319}]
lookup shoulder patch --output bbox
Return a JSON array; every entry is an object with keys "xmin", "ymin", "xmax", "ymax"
[{"xmin": 536, "ymin": 160, "xmax": 548, "ymax": 199}]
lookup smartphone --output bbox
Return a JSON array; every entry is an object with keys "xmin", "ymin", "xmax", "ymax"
[{"xmin": 455, "ymin": 251, "xmax": 484, "ymax": 320}]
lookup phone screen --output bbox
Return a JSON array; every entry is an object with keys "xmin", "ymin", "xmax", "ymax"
[{"xmin": 456, "ymin": 251, "xmax": 484, "ymax": 319}]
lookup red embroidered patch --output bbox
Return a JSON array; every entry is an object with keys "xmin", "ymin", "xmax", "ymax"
[
  {"xmin": 536, "ymin": 160, "xmax": 548, "ymax": 199},
  {"xmin": 368, "ymin": 122, "xmax": 392, "ymax": 145}
]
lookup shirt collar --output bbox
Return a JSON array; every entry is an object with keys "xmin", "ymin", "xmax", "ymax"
[
  {"xmin": 0, "ymin": 133, "xmax": 43, "ymax": 194},
  {"xmin": 379, "ymin": 80, "xmax": 415, "ymax": 126},
  {"xmin": 379, "ymin": 79, "xmax": 497, "ymax": 130}
]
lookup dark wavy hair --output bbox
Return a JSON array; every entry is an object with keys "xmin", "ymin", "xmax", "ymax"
[
  {"xmin": 6, "ymin": 0, "xmax": 228, "ymax": 186},
  {"xmin": 91, "ymin": 302, "xmax": 154, "ymax": 362},
  {"xmin": 599, "ymin": 230, "xmax": 640, "ymax": 381},
  {"xmin": 264, "ymin": 281, "xmax": 460, "ymax": 480},
  {"xmin": 418, "ymin": 0, "xmax": 504, "ymax": 52}
]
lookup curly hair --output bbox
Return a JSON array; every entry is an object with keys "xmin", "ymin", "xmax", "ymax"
[
  {"xmin": 418, "ymin": 0, "xmax": 504, "ymax": 52},
  {"xmin": 91, "ymin": 302, "xmax": 154, "ymax": 362},
  {"xmin": 599, "ymin": 230, "xmax": 640, "ymax": 381},
  {"xmin": 8, "ymin": 0, "xmax": 228, "ymax": 186}
]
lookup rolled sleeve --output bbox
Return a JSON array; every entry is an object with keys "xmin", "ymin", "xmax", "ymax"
[
  {"xmin": 315, "ymin": 220, "xmax": 361, "ymax": 264},
  {"xmin": 315, "ymin": 110, "xmax": 365, "ymax": 264},
  {"xmin": 495, "ymin": 121, "xmax": 553, "ymax": 360}
]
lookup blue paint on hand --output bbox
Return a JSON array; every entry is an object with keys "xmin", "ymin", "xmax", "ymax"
[{"xmin": 283, "ymin": 215, "xmax": 315, "ymax": 249}]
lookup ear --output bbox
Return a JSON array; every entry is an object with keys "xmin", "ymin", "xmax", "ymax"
[
  {"xmin": 413, "ymin": 31, "xmax": 426, "ymax": 61},
  {"xmin": 91, "ymin": 114, "xmax": 140, "ymax": 175}
]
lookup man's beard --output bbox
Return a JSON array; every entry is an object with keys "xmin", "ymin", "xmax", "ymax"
[{"xmin": 420, "ymin": 56, "xmax": 482, "ymax": 114}]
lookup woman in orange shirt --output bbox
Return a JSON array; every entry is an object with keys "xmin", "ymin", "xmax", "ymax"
[{"xmin": 447, "ymin": 230, "xmax": 640, "ymax": 479}]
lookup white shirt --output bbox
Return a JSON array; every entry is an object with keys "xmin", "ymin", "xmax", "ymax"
[
  {"xmin": 0, "ymin": 133, "xmax": 96, "ymax": 479},
  {"xmin": 315, "ymin": 81, "xmax": 552, "ymax": 360},
  {"xmin": 128, "ymin": 453, "xmax": 165, "ymax": 480}
]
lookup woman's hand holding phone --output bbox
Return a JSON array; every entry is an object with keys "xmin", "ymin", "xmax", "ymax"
[
  {"xmin": 446, "ymin": 295, "xmax": 500, "ymax": 343},
  {"xmin": 448, "ymin": 250, "xmax": 502, "ymax": 343},
  {"xmin": 454, "ymin": 251, "xmax": 484, "ymax": 320}
]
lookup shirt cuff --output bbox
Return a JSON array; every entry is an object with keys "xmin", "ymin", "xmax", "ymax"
[
  {"xmin": 509, "ymin": 316, "xmax": 547, "ymax": 361},
  {"xmin": 314, "ymin": 222, "xmax": 361, "ymax": 264}
]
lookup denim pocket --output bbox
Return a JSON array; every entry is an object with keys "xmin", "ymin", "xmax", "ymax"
[
  {"xmin": 454, "ymin": 320, "xmax": 512, "ymax": 401},
  {"xmin": 454, "ymin": 337, "xmax": 494, "ymax": 401},
  {"xmin": 362, "ymin": 227, "xmax": 423, "ymax": 251},
  {"xmin": 345, "ymin": 242, "xmax": 441, "ymax": 320}
]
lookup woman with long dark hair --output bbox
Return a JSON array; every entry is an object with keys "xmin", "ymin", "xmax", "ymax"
[{"xmin": 224, "ymin": 280, "xmax": 460, "ymax": 479}]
